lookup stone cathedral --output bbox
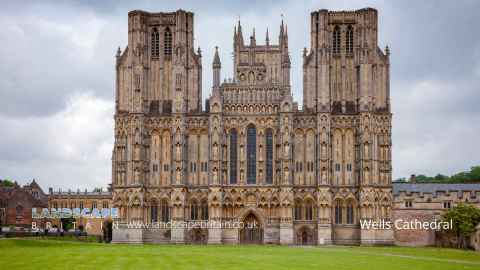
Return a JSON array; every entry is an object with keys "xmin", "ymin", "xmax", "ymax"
[{"xmin": 112, "ymin": 8, "xmax": 394, "ymax": 245}]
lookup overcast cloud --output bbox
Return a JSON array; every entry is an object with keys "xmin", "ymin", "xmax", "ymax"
[{"xmin": 1, "ymin": 0, "xmax": 479, "ymax": 190}]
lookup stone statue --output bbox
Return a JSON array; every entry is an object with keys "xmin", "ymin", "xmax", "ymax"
[{"xmin": 176, "ymin": 143, "xmax": 181, "ymax": 159}]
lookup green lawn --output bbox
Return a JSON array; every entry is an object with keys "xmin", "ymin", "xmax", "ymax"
[{"xmin": 1, "ymin": 239, "xmax": 479, "ymax": 270}]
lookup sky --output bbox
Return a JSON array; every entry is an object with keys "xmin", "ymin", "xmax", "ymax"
[{"xmin": 1, "ymin": 0, "xmax": 479, "ymax": 191}]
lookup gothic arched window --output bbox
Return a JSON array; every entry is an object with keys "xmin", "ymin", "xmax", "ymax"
[
  {"xmin": 151, "ymin": 204, "xmax": 158, "ymax": 223},
  {"xmin": 190, "ymin": 200, "xmax": 199, "ymax": 220},
  {"xmin": 151, "ymin": 27, "xmax": 159, "ymax": 58},
  {"xmin": 305, "ymin": 200, "xmax": 314, "ymax": 221},
  {"xmin": 294, "ymin": 200, "xmax": 302, "ymax": 220},
  {"xmin": 201, "ymin": 200, "xmax": 209, "ymax": 220},
  {"xmin": 346, "ymin": 202, "xmax": 354, "ymax": 224},
  {"xmin": 333, "ymin": 25, "xmax": 341, "ymax": 55},
  {"xmin": 265, "ymin": 128, "xmax": 273, "ymax": 184},
  {"xmin": 164, "ymin": 27, "xmax": 172, "ymax": 56},
  {"xmin": 160, "ymin": 199, "xmax": 170, "ymax": 222},
  {"xmin": 346, "ymin": 25, "xmax": 353, "ymax": 55},
  {"xmin": 230, "ymin": 129, "xmax": 238, "ymax": 184},
  {"xmin": 335, "ymin": 200, "xmax": 343, "ymax": 224},
  {"xmin": 246, "ymin": 124, "xmax": 257, "ymax": 184}
]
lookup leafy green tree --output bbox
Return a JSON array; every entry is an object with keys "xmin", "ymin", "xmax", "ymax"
[
  {"xmin": 442, "ymin": 203, "xmax": 480, "ymax": 248},
  {"xmin": 469, "ymin": 166, "xmax": 480, "ymax": 180},
  {"xmin": 415, "ymin": 174, "xmax": 433, "ymax": 183},
  {"xmin": 406, "ymin": 166, "xmax": 480, "ymax": 184},
  {"xmin": 61, "ymin": 217, "xmax": 76, "ymax": 231},
  {"xmin": 434, "ymin": 174, "xmax": 448, "ymax": 181},
  {"xmin": 0, "ymin": 179, "xmax": 15, "ymax": 187}
]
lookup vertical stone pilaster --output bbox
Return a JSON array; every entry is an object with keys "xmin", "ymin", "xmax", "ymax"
[{"xmin": 170, "ymin": 188, "xmax": 185, "ymax": 243}]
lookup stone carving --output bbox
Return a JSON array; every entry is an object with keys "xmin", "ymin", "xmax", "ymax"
[{"xmin": 112, "ymin": 8, "xmax": 393, "ymax": 245}]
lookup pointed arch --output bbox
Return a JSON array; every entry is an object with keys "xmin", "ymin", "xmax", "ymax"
[
  {"xmin": 164, "ymin": 27, "xmax": 172, "ymax": 56},
  {"xmin": 160, "ymin": 198, "xmax": 170, "ymax": 222},
  {"xmin": 346, "ymin": 198, "xmax": 356, "ymax": 224},
  {"xmin": 265, "ymin": 128, "xmax": 274, "ymax": 184},
  {"xmin": 190, "ymin": 199, "xmax": 199, "ymax": 220},
  {"xmin": 334, "ymin": 199, "xmax": 343, "ymax": 224},
  {"xmin": 200, "ymin": 199, "xmax": 209, "ymax": 220},
  {"xmin": 304, "ymin": 198, "xmax": 315, "ymax": 221},
  {"xmin": 151, "ymin": 27, "xmax": 159, "ymax": 58},
  {"xmin": 294, "ymin": 198, "xmax": 303, "ymax": 220},
  {"xmin": 346, "ymin": 25, "xmax": 353, "ymax": 54},
  {"xmin": 246, "ymin": 124, "xmax": 257, "ymax": 184},
  {"xmin": 229, "ymin": 128, "xmax": 238, "ymax": 184},
  {"xmin": 333, "ymin": 25, "xmax": 341, "ymax": 54}
]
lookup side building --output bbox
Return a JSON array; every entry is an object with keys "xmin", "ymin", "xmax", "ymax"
[
  {"xmin": 48, "ymin": 188, "xmax": 112, "ymax": 235},
  {"xmin": 0, "ymin": 179, "xmax": 48, "ymax": 231},
  {"xmin": 393, "ymin": 182, "xmax": 480, "ymax": 247}
]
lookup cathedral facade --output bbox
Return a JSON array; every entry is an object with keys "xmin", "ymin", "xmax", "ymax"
[{"xmin": 112, "ymin": 8, "xmax": 394, "ymax": 245}]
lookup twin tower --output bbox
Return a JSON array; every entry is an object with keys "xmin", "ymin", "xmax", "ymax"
[{"xmin": 112, "ymin": 8, "xmax": 393, "ymax": 245}]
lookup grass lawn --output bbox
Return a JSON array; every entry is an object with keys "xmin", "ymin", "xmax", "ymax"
[{"xmin": 1, "ymin": 239, "xmax": 479, "ymax": 270}]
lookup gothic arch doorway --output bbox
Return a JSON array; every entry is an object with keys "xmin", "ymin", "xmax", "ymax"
[
  {"xmin": 296, "ymin": 226, "xmax": 315, "ymax": 245},
  {"xmin": 240, "ymin": 212, "xmax": 263, "ymax": 244}
]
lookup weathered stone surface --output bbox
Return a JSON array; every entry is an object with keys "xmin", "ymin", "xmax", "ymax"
[{"xmin": 111, "ymin": 8, "xmax": 393, "ymax": 245}]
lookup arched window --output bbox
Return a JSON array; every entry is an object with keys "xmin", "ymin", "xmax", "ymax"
[
  {"xmin": 305, "ymin": 200, "xmax": 314, "ymax": 221},
  {"xmin": 335, "ymin": 200, "xmax": 343, "ymax": 224},
  {"xmin": 265, "ymin": 128, "xmax": 273, "ymax": 184},
  {"xmin": 151, "ymin": 204, "xmax": 158, "ymax": 223},
  {"xmin": 160, "ymin": 199, "xmax": 170, "ymax": 222},
  {"xmin": 294, "ymin": 200, "xmax": 302, "ymax": 220},
  {"xmin": 333, "ymin": 25, "xmax": 341, "ymax": 55},
  {"xmin": 246, "ymin": 124, "xmax": 257, "ymax": 184},
  {"xmin": 190, "ymin": 200, "xmax": 199, "ymax": 220},
  {"xmin": 346, "ymin": 201, "xmax": 354, "ymax": 224},
  {"xmin": 346, "ymin": 25, "xmax": 353, "ymax": 55},
  {"xmin": 201, "ymin": 200, "xmax": 209, "ymax": 220},
  {"xmin": 230, "ymin": 129, "xmax": 238, "ymax": 184},
  {"xmin": 164, "ymin": 27, "xmax": 172, "ymax": 56},
  {"xmin": 151, "ymin": 27, "xmax": 159, "ymax": 58}
]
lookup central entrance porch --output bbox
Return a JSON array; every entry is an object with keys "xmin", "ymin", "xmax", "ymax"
[{"xmin": 239, "ymin": 212, "xmax": 263, "ymax": 244}]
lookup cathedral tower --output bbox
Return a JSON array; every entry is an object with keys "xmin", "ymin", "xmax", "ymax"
[
  {"xmin": 304, "ymin": 8, "xmax": 393, "ymax": 245},
  {"xmin": 115, "ymin": 10, "xmax": 202, "ymax": 115}
]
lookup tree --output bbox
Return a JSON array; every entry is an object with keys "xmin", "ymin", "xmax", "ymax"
[
  {"xmin": 414, "ymin": 174, "xmax": 433, "ymax": 183},
  {"xmin": 61, "ymin": 217, "xmax": 76, "ymax": 232},
  {"xmin": 434, "ymin": 174, "xmax": 448, "ymax": 181},
  {"xmin": 442, "ymin": 203, "xmax": 480, "ymax": 248},
  {"xmin": 469, "ymin": 166, "xmax": 480, "ymax": 180},
  {"xmin": 0, "ymin": 179, "xmax": 15, "ymax": 187},
  {"xmin": 405, "ymin": 166, "xmax": 480, "ymax": 183}
]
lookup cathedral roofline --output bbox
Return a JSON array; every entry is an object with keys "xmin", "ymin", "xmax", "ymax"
[
  {"xmin": 128, "ymin": 9, "xmax": 193, "ymax": 17},
  {"xmin": 311, "ymin": 7, "xmax": 377, "ymax": 15}
]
